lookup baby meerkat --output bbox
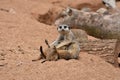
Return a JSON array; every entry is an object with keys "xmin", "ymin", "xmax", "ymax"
[
  {"xmin": 50, "ymin": 24, "xmax": 75, "ymax": 46},
  {"xmin": 40, "ymin": 40, "xmax": 80, "ymax": 63}
]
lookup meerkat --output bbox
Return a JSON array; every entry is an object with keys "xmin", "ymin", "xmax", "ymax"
[
  {"xmin": 50, "ymin": 24, "xmax": 75, "ymax": 46},
  {"xmin": 40, "ymin": 39, "xmax": 80, "ymax": 63},
  {"xmin": 32, "ymin": 24, "xmax": 80, "ymax": 63}
]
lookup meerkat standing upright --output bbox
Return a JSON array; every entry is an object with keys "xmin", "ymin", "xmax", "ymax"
[{"xmin": 50, "ymin": 24, "xmax": 76, "ymax": 46}]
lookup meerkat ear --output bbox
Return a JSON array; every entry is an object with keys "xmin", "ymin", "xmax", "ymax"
[
  {"xmin": 45, "ymin": 39, "xmax": 50, "ymax": 48},
  {"xmin": 40, "ymin": 46, "xmax": 46, "ymax": 58},
  {"xmin": 66, "ymin": 7, "xmax": 73, "ymax": 16}
]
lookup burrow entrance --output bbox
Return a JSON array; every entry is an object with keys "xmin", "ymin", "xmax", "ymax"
[{"xmin": 31, "ymin": 7, "xmax": 63, "ymax": 25}]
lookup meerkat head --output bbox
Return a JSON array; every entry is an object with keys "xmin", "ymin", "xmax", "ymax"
[{"xmin": 57, "ymin": 24, "xmax": 70, "ymax": 34}]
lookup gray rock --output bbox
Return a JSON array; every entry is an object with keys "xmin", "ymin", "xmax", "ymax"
[{"xmin": 96, "ymin": 8, "xmax": 109, "ymax": 15}]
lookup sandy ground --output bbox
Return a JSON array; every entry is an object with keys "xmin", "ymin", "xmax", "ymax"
[{"xmin": 0, "ymin": 0, "xmax": 120, "ymax": 80}]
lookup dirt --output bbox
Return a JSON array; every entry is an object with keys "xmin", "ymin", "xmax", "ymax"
[{"xmin": 0, "ymin": 0, "xmax": 120, "ymax": 80}]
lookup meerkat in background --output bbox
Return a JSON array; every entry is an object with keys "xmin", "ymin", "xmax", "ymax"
[{"xmin": 50, "ymin": 24, "xmax": 75, "ymax": 46}]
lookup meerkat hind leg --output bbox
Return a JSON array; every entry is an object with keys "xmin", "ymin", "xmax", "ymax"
[
  {"xmin": 68, "ymin": 43, "xmax": 80, "ymax": 59},
  {"xmin": 57, "ymin": 50, "xmax": 71, "ymax": 60}
]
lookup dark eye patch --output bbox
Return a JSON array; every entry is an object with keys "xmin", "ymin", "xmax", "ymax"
[
  {"xmin": 59, "ymin": 26, "xmax": 62, "ymax": 29},
  {"xmin": 64, "ymin": 26, "xmax": 67, "ymax": 28}
]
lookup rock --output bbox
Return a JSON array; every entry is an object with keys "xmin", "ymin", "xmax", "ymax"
[
  {"xmin": 96, "ymin": 8, "xmax": 109, "ymax": 15},
  {"xmin": 81, "ymin": 7, "xmax": 92, "ymax": 12}
]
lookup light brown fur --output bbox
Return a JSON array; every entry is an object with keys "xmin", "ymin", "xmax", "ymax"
[
  {"xmin": 32, "ymin": 40, "xmax": 80, "ymax": 63},
  {"xmin": 71, "ymin": 29, "xmax": 88, "ymax": 43}
]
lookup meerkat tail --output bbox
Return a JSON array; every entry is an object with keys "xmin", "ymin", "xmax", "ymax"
[
  {"xmin": 45, "ymin": 39, "xmax": 50, "ymax": 48},
  {"xmin": 40, "ymin": 46, "xmax": 46, "ymax": 58},
  {"xmin": 32, "ymin": 46, "xmax": 46, "ymax": 62},
  {"xmin": 32, "ymin": 46, "xmax": 44, "ymax": 62}
]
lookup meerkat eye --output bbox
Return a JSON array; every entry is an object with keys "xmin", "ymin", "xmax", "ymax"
[
  {"xmin": 59, "ymin": 26, "xmax": 62, "ymax": 29},
  {"xmin": 64, "ymin": 26, "xmax": 67, "ymax": 28}
]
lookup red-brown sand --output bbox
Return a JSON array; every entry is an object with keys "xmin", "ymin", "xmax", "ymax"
[{"xmin": 0, "ymin": 0, "xmax": 120, "ymax": 80}]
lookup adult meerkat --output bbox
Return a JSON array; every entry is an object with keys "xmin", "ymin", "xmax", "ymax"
[
  {"xmin": 50, "ymin": 24, "xmax": 76, "ymax": 46},
  {"xmin": 51, "ymin": 24, "xmax": 88, "ymax": 45}
]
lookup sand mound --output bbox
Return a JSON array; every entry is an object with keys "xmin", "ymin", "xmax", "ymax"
[{"xmin": 1, "ymin": 52, "xmax": 120, "ymax": 80}]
